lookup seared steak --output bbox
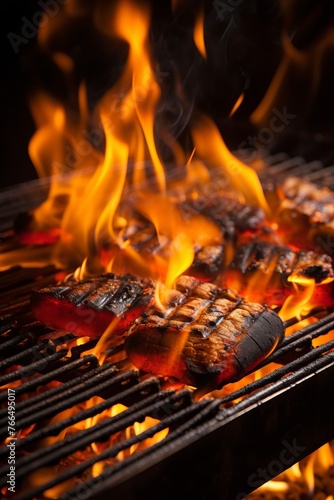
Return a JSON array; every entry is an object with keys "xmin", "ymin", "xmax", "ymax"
[
  {"xmin": 30, "ymin": 273, "xmax": 155, "ymax": 339},
  {"xmin": 101, "ymin": 218, "xmax": 224, "ymax": 282},
  {"xmin": 124, "ymin": 275, "xmax": 284, "ymax": 391},
  {"xmin": 224, "ymin": 241, "xmax": 334, "ymax": 307},
  {"xmin": 178, "ymin": 193, "xmax": 266, "ymax": 241},
  {"xmin": 274, "ymin": 177, "xmax": 334, "ymax": 253},
  {"xmin": 31, "ymin": 273, "xmax": 284, "ymax": 391}
]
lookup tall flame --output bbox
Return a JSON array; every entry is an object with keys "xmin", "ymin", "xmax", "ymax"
[
  {"xmin": 0, "ymin": 0, "xmax": 269, "ymax": 307},
  {"xmin": 191, "ymin": 113, "xmax": 270, "ymax": 214}
]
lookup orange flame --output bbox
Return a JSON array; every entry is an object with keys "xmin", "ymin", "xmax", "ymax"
[
  {"xmin": 229, "ymin": 93, "xmax": 244, "ymax": 117},
  {"xmin": 252, "ymin": 442, "xmax": 334, "ymax": 498},
  {"xmin": 193, "ymin": 5, "xmax": 207, "ymax": 59},
  {"xmin": 2, "ymin": 2, "xmax": 334, "ymax": 497},
  {"xmin": 191, "ymin": 113, "xmax": 270, "ymax": 214},
  {"xmin": 2, "ymin": 0, "xmax": 268, "ymax": 307}
]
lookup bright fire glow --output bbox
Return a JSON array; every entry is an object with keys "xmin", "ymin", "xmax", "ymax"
[
  {"xmin": 86, "ymin": 403, "xmax": 169, "ymax": 477},
  {"xmin": 0, "ymin": 0, "xmax": 268, "ymax": 310},
  {"xmin": 251, "ymin": 443, "xmax": 334, "ymax": 498},
  {"xmin": 190, "ymin": 113, "xmax": 270, "ymax": 214},
  {"xmin": 278, "ymin": 275, "xmax": 316, "ymax": 322}
]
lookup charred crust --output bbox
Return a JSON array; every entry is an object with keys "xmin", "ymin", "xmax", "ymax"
[
  {"xmin": 300, "ymin": 264, "xmax": 332, "ymax": 282},
  {"xmin": 234, "ymin": 309, "xmax": 284, "ymax": 373},
  {"xmin": 31, "ymin": 273, "xmax": 155, "ymax": 314},
  {"xmin": 188, "ymin": 245, "xmax": 224, "ymax": 281},
  {"xmin": 179, "ymin": 195, "xmax": 265, "ymax": 235},
  {"xmin": 229, "ymin": 242, "xmax": 334, "ymax": 283},
  {"xmin": 126, "ymin": 286, "xmax": 284, "ymax": 391}
]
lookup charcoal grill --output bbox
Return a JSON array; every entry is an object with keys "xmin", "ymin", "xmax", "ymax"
[{"xmin": 1, "ymin": 154, "xmax": 334, "ymax": 500}]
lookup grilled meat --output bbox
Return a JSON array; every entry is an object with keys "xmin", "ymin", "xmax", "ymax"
[
  {"xmin": 178, "ymin": 193, "xmax": 266, "ymax": 241},
  {"xmin": 278, "ymin": 177, "xmax": 334, "ymax": 224},
  {"xmin": 101, "ymin": 218, "xmax": 224, "ymax": 282},
  {"xmin": 187, "ymin": 244, "xmax": 224, "ymax": 281},
  {"xmin": 30, "ymin": 273, "xmax": 155, "ymax": 339},
  {"xmin": 124, "ymin": 275, "xmax": 284, "ymax": 391},
  {"xmin": 274, "ymin": 177, "xmax": 334, "ymax": 252},
  {"xmin": 103, "ymin": 193, "xmax": 266, "ymax": 282},
  {"xmin": 224, "ymin": 241, "xmax": 334, "ymax": 307},
  {"xmin": 31, "ymin": 272, "xmax": 284, "ymax": 391}
]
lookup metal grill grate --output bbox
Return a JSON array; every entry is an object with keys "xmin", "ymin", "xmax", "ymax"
[{"xmin": 1, "ymin": 154, "xmax": 334, "ymax": 499}]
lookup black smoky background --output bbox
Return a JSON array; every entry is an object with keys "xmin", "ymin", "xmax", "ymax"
[{"xmin": 1, "ymin": 0, "xmax": 334, "ymax": 189}]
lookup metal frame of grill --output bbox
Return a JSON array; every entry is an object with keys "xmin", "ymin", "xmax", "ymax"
[{"xmin": 1, "ymin": 154, "xmax": 334, "ymax": 500}]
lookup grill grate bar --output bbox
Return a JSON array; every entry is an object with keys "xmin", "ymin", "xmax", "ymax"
[
  {"xmin": 0, "ymin": 276, "xmax": 57, "ymax": 304},
  {"xmin": 0, "ymin": 368, "xmax": 142, "ymax": 440},
  {"xmin": 220, "ymin": 349, "xmax": 334, "ymax": 416},
  {"xmin": 257, "ymin": 156, "xmax": 334, "ymax": 189},
  {"xmin": 266, "ymin": 159, "xmax": 322, "ymax": 181},
  {"xmin": 0, "ymin": 348, "xmax": 68, "ymax": 386},
  {"xmin": 256, "ymin": 315, "xmax": 334, "ymax": 368},
  {"xmin": 58, "ymin": 398, "xmax": 221, "ymax": 500},
  {"xmin": 0, "ymin": 354, "xmax": 98, "ymax": 404},
  {"xmin": 258, "ymin": 156, "xmax": 306, "ymax": 177},
  {"xmin": 0, "ymin": 320, "xmax": 18, "ymax": 335},
  {"xmin": 14, "ymin": 397, "xmax": 217, "ymax": 500},
  {"xmin": 0, "ymin": 299, "xmax": 32, "ymax": 317},
  {"xmin": 0, "ymin": 330, "xmax": 31, "ymax": 354},
  {"xmin": 258, "ymin": 152, "xmax": 290, "ymax": 165},
  {"xmin": 0, "ymin": 363, "xmax": 114, "ymax": 421},
  {"xmin": 304, "ymin": 164, "xmax": 334, "ymax": 183},
  {"xmin": 0, "ymin": 338, "xmax": 51, "ymax": 371},
  {"xmin": 0, "ymin": 265, "xmax": 56, "ymax": 290},
  {"xmin": 274, "ymin": 159, "xmax": 323, "ymax": 179},
  {"xmin": 0, "ymin": 377, "xmax": 161, "ymax": 459},
  {"xmin": 0, "ymin": 326, "xmax": 74, "ymax": 351},
  {"xmin": 281, "ymin": 307, "xmax": 330, "ymax": 329},
  {"xmin": 0, "ymin": 387, "xmax": 190, "ymax": 491},
  {"xmin": 220, "ymin": 338, "xmax": 334, "ymax": 404}
]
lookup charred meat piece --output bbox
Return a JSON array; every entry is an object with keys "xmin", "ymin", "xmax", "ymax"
[
  {"xmin": 274, "ymin": 177, "xmax": 334, "ymax": 252},
  {"xmin": 178, "ymin": 194, "xmax": 266, "ymax": 241},
  {"xmin": 187, "ymin": 244, "xmax": 224, "ymax": 281},
  {"xmin": 224, "ymin": 241, "xmax": 334, "ymax": 307},
  {"xmin": 30, "ymin": 273, "xmax": 155, "ymax": 339},
  {"xmin": 125, "ymin": 275, "xmax": 284, "ymax": 391},
  {"xmin": 104, "ymin": 194, "xmax": 266, "ymax": 281},
  {"xmin": 101, "ymin": 219, "xmax": 224, "ymax": 282},
  {"xmin": 278, "ymin": 177, "xmax": 334, "ymax": 224}
]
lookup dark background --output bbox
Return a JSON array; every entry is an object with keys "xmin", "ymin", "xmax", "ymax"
[{"xmin": 1, "ymin": 0, "xmax": 334, "ymax": 189}]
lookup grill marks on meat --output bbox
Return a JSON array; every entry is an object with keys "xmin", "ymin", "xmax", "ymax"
[
  {"xmin": 178, "ymin": 194, "xmax": 265, "ymax": 241},
  {"xmin": 124, "ymin": 276, "xmax": 284, "ymax": 391},
  {"xmin": 231, "ymin": 241, "xmax": 334, "ymax": 281},
  {"xmin": 30, "ymin": 273, "xmax": 284, "ymax": 390},
  {"xmin": 278, "ymin": 177, "xmax": 334, "ymax": 225},
  {"xmin": 224, "ymin": 242, "xmax": 334, "ymax": 307},
  {"xmin": 101, "ymin": 218, "xmax": 224, "ymax": 282},
  {"xmin": 102, "ymin": 194, "xmax": 265, "ymax": 282},
  {"xmin": 274, "ymin": 177, "xmax": 334, "ymax": 252},
  {"xmin": 30, "ymin": 273, "xmax": 155, "ymax": 339}
]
